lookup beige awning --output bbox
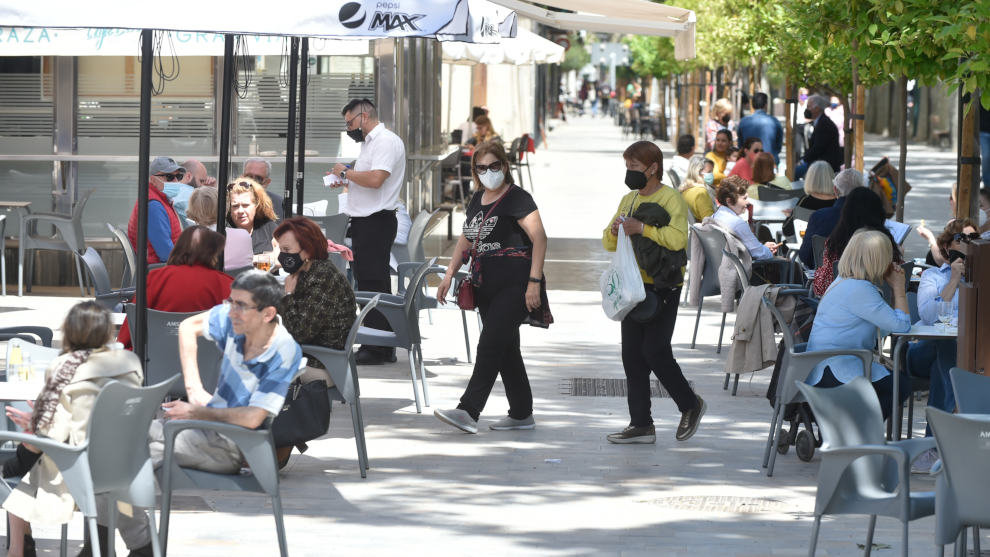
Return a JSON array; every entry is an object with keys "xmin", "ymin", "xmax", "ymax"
[{"xmin": 493, "ymin": 0, "xmax": 695, "ymax": 60}]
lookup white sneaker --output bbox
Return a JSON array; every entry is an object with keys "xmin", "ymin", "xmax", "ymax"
[
  {"xmin": 489, "ymin": 415, "xmax": 535, "ymax": 431},
  {"xmin": 911, "ymin": 447, "xmax": 939, "ymax": 475},
  {"xmin": 434, "ymin": 408, "xmax": 478, "ymax": 434}
]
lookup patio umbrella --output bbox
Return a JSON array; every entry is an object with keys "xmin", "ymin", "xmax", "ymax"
[{"xmin": 0, "ymin": 0, "xmax": 518, "ymax": 365}]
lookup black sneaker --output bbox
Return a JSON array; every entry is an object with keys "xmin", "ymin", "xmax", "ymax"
[
  {"xmin": 606, "ymin": 424, "xmax": 656, "ymax": 444},
  {"xmin": 675, "ymin": 395, "xmax": 706, "ymax": 441},
  {"xmin": 355, "ymin": 346, "xmax": 387, "ymax": 365}
]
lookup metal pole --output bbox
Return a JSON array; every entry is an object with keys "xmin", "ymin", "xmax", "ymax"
[
  {"xmin": 216, "ymin": 35, "xmax": 236, "ymax": 271},
  {"xmin": 295, "ymin": 38, "xmax": 309, "ymax": 216},
  {"xmin": 135, "ymin": 29, "xmax": 153, "ymax": 368},
  {"xmin": 283, "ymin": 38, "xmax": 300, "ymax": 218}
]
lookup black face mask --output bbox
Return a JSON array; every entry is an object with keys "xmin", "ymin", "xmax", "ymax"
[
  {"xmin": 346, "ymin": 128, "xmax": 365, "ymax": 143},
  {"xmin": 804, "ymin": 108, "xmax": 814, "ymax": 120},
  {"xmin": 278, "ymin": 251, "xmax": 305, "ymax": 275},
  {"xmin": 720, "ymin": 115, "xmax": 730, "ymax": 125},
  {"xmin": 948, "ymin": 249, "xmax": 966, "ymax": 264},
  {"xmin": 625, "ymin": 169, "xmax": 648, "ymax": 190}
]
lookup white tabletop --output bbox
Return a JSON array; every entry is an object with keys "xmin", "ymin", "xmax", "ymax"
[{"xmin": 893, "ymin": 323, "xmax": 957, "ymax": 339}]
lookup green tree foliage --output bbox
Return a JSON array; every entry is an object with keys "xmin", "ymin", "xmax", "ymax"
[{"xmin": 559, "ymin": 33, "xmax": 590, "ymax": 74}]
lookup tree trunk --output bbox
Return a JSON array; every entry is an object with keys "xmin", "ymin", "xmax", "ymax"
[
  {"xmin": 843, "ymin": 94, "xmax": 853, "ymax": 170},
  {"xmin": 895, "ymin": 75, "xmax": 908, "ymax": 222},
  {"xmin": 784, "ymin": 78, "xmax": 797, "ymax": 178},
  {"xmin": 701, "ymin": 69, "xmax": 710, "ymax": 146},
  {"xmin": 957, "ymin": 88, "xmax": 981, "ymax": 220},
  {"xmin": 851, "ymin": 42, "xmax": 864, "ymax": 171},
  {"xmin": 673, "ymin": 75, "xmax": 681, "ymax": 140}
]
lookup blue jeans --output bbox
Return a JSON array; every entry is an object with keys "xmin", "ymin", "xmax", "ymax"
[
  {"xmin": 980, "ymin": 131, "xmax": 990, "ymax": 189},
  {"xmin": 794, "ymin": 160, "xmax": 809, "ymax": 180},
  {"xmin": 907, "ymin": 339, "xmax": 957, "ymax": 435}
]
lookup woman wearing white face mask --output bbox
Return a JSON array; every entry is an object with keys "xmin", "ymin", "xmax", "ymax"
[{"xmin": 434, "ymin": 141, "xmax": 549, "ymax": 434}]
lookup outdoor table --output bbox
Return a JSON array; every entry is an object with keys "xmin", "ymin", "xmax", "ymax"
[
  {"xmin": 890, "ymin": 323, "xmax": 957, "ymax": 440},
  {"xmin": 0, "ymin": 379, "xmax": 43, "ymax": 455},
  {"xmin": 750, "ymin": 198, "xmax": 799, "ymax": 224}
]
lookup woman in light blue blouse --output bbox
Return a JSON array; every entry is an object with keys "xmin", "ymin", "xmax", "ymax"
[
  {"xmin": 712, "ymin": 176, "xmax": 778, "ymax": 261},
  {"xmin": 806, "ymin": 229, "xmax": 911, "ymax": 419}
]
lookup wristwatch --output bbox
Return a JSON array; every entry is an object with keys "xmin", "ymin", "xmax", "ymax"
[
  {"xmin": 528, "ymin": 276, "xmax": 542, "ymax": 283},
  {"xmin": 340, "ymin": 169, "xmax": 348, "ymax": 180}
]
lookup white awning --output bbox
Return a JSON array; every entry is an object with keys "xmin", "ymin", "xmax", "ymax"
[
  {"xmin": 0, "ymin": 28, "xmax": 371, "ymax": 56},
  {"xmin": 0, "ymin": 0, "xmax": 517, "ymax": 43},
  {"xmin": 492, "ymin": 0, "xmax": 695, "ymax": 60},
  {"xmin": 442, "ymin": 27, "xmax": 563, "ymax": 65}
]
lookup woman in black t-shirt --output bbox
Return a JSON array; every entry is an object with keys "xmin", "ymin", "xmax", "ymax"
[{"xmin": 434, "ymin": 141, "xmax": 548, "ymax": 434}]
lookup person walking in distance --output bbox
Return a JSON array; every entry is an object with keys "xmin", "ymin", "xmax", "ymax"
[
  {"xmin": 603, "ymin": 141, "xmax": 705, "ymax": 444},
  {"xmin": 433, "ymin": 141, "xmax": 549, "ymax": 434},
  {"xmin": 331, "ymin": 98, "xmax": 405, "ymax": 365}
]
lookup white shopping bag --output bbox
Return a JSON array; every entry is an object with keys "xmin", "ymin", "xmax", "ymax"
[{"xmin": 600, "ymin": 226, "xmax": 646, "ymax": 321}]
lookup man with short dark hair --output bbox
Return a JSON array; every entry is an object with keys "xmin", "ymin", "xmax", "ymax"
[
  {"xmin": 242, "ymin": 158, "xmax": 284, "ymax": 219},
  {"xmin": 669, "ymin": 134, "xmax": 695, "ymax": 184},
  {"xmin": 736, "ymin": 92, "xmax": 783, "ymax": 164},
  {"xmin": 332, "ymin": 98, "xmax": 406, "ymax": 365},
  {"xmin": 100, "ymin": 270, "xmax": 303, "ymax": 555}
]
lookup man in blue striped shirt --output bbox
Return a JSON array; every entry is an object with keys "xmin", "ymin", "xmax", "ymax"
[{"xmin": 106, "ymin": 271, "xmax": 303, "ymax": 555}]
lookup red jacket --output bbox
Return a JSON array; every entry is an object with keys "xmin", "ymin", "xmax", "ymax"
[
  {"xmin": 128, "ymin": 183, "xmax": 182, "ymax": 264},
  {"xmin": 117, "ymin": 264, "xmax": 233, "ymax": 350}
]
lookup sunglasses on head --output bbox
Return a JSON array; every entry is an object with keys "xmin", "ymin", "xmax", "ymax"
[
  {"xmin": 474, "ymin": 161, "xmax": 503, "ymax": 174},
  {"xmin": 156, "ymin": 170, "xmax": 184, "ymax": 181},
  {"xmin": 227, "ymin": 181, "xmax": 252, "ymax": 191}
]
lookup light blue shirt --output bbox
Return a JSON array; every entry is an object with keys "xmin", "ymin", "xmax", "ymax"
[
  {"xmin": 203, "ymin": 303, "xmax": 304, "ymax": 416},
  {"xmin": 807, "ymin": 277, "xmax": 911, "ymax": 384},
  {"xmin": 916, "ymin": 264, "xmax": 957, "ymax": 325},
  {"xmin": 712, "ymin": 205, "xmax": 773, "ymax": 260}
]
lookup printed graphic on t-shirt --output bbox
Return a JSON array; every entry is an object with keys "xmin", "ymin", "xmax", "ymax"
[{"xmin": 464, "ymin": 211, "xmax": 501, "ymax": 253}]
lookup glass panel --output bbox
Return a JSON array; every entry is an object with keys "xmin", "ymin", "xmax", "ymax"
[
  {"xmin": 0, "ymin": 57, "xmax": 53, "ymax": 155},
  {"xmin": 77, "ymin": 56, "xmax": 216, "ymax": 156},
  {"xmin": 0, "ymin": 162, "xmax": 56, "ymax": 237}
]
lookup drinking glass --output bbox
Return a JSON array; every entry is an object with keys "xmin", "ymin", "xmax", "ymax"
[{"xmin": 936, "ymin": 300, "xmax": 954, "ymax": 333}]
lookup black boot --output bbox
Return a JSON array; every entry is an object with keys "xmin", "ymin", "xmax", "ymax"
[{"xmin": 75, "ymin": 524, "xmax": 109, "ymax": 557}]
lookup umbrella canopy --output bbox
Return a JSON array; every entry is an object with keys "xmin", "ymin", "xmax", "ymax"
[
  {"xmin": 0, "ymin": 0, "xmax": 516, "ymax": 43},
  {"xmin": 442, "ymin": 27, "xmax": 563, "ymax": 65},
  {"xmin": 493, "ymin": 0, "xmax": 695, "ymax": 60}
]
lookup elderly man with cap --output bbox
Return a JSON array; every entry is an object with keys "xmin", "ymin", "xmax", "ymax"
[{"xmin": 128, "ymin": 156, "xmax": 184, "ymax": 264}]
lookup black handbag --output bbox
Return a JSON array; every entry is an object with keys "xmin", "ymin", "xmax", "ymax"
[{"xmin": 272, "ymin": 379, "xmax": 331, "ymax": 451}]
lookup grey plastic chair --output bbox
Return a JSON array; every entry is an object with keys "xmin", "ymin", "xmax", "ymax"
[
  {"xmin": 797, "ymin": 377, "xmax": 935, "ymax": 557},
  {"xmin": 690, "ymin": 225, "xmax": 731, "ymax": 353},
  {"xmin": 811, "ymin": 234, "xmax": 827, "ymax": 270},
  {"xmin": 355, "ymin": 258, "xmax": 436, "ymax": 413},
  {"xmin": 159, "ymin": 416, "xmax": 287, "ymax": 557},
  {"xmin": 762, "ymin": 295, "xmax": 874, "ymax": 477},
  {"xmin": 391, "ymin": 209, "xmax": 436, "ymax": 266},
  {"xmin": 0, "ymin": 376, "xmax": 178, "ymax": 557},
  {"xmin": 300, "ymin": 295, "xmax": 380, "ymax": 478},
  {"xmin": 757, "ymin": 185, "xmax": 804, "ymax": 202},
  {"xmin": 307, "ymin": 213, "xmax": 349, "ymax": 245},
  {"xmin": 791, "ymin": 205, "xmax": 815, "ymax": 223},
  {"xmin": 18, "ymin": 188, "xmax": 93, "ymax": 296},
  {"xmin": 948, "ymin": 367, "xmax": 990, "ymax": 414},
  {"xmin": 107, "ymin": 222, "xmax": 137, "ymax": 289},
  {"xmin": 81, "ymin": 247, "xmax": 136, "ymax": 312},
  {"xmin": 124, "ymin": 305, "xmax": 223, "ymax": 399},
  {"xmin": 927, "ymin": 408, "xmax": 990, "ymax": 557},
  {"xmin": 396, "ymin": 261, "xmax": 475, "ymax": 363},
  {"xmin": 0, "ymin": 326, "xmax": 54, "ymax": 347}
]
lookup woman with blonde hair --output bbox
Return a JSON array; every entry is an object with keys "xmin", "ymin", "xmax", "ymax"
[
  {"xmin": 705, "ymin": 97, "xmax": 734, "ymax": 150},
  {"xmin": 805, "ymin": 229, "xmax": 911, "ymax": 419},
  {"xmin": 796, "ymin": 160, "xmax": 837, "ymax": 211},
  {"xmin": 3, "ymin": 302, "xmax": 145, "ymax": 557},
  {"xmin": 467, "ymin": 115, "xmax": 501, "ymax": 146},
  {"xmin": 186, "ymin": 187, "xmax": 253, "ymax": 272},
  {"xmin": 679, "ymin": 154, "xmax": 716, "ymax": 221},
  {"xmin": 226, "ymin": 178, "xmax": 279, "ymax": 254}
]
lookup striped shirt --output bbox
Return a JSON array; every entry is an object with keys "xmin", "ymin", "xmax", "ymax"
[{"xmin": 203, "ymin": 303, "xmax": 304, "ymax": 416}]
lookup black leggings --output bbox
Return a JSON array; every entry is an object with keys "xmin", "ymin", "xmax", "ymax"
[
  {"xmin": 621, "ymin": 286, "xmax": 698, "ymax": 426},
  {"xmin": 457, "ymin": 263, "xmax": 533, "ymax": 421}
]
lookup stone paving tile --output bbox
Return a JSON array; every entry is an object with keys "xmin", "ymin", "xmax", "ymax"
[{"xmin": 0, "ymin": 114, "xmax": 973, "ymax": 556}]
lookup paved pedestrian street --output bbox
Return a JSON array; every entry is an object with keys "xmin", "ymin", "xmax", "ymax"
[{"xmin": 2, "ymin": 114, "xmax": 966, "ymax": 556}]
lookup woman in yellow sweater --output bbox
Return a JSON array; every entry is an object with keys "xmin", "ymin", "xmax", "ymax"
[
  {"xmin": 705, "ymin": 128, "xmax": 733, "ymax": 186},
  {"xmin": 601, "ymin": 140, "xmax": 705, "ymax": 445}
]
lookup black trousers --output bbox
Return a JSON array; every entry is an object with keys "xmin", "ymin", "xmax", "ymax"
[
  {"xmin": 621, "ymin": 286, "xmax": 697, "ymax": 427},
  {"xmin": 349, "ymin": 210, "xmax": 397, "ymax": 340},
  {"xmin": 457, "ymin": 262, "xmax": 533, "ymax": 421}
]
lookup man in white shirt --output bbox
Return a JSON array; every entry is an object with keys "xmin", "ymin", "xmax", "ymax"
[
  {"xmin": 669, "ymin": 134, "xmax": 695, "ymax": 185},
  {"xmin": 332, "ymin": 98, "xmax": 406, "ymax": 365}
]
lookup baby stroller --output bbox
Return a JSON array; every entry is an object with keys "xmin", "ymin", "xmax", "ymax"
[{"xmin": 766, "ymin": 308, "xmax": 823, "ymax": 463}]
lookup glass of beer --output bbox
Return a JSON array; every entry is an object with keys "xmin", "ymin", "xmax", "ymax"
[{"xmin": 253, "ymin": 253, "xmax": 272, "ymax": 271}]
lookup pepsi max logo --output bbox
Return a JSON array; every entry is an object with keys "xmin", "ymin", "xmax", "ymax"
[
  {"xmin": 339, "ymin": 2, "xmax": 367, "ymax": 29},
  {"xmin": 479, "ymin": 17, "xmax": 497, "ymax": 37}
]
